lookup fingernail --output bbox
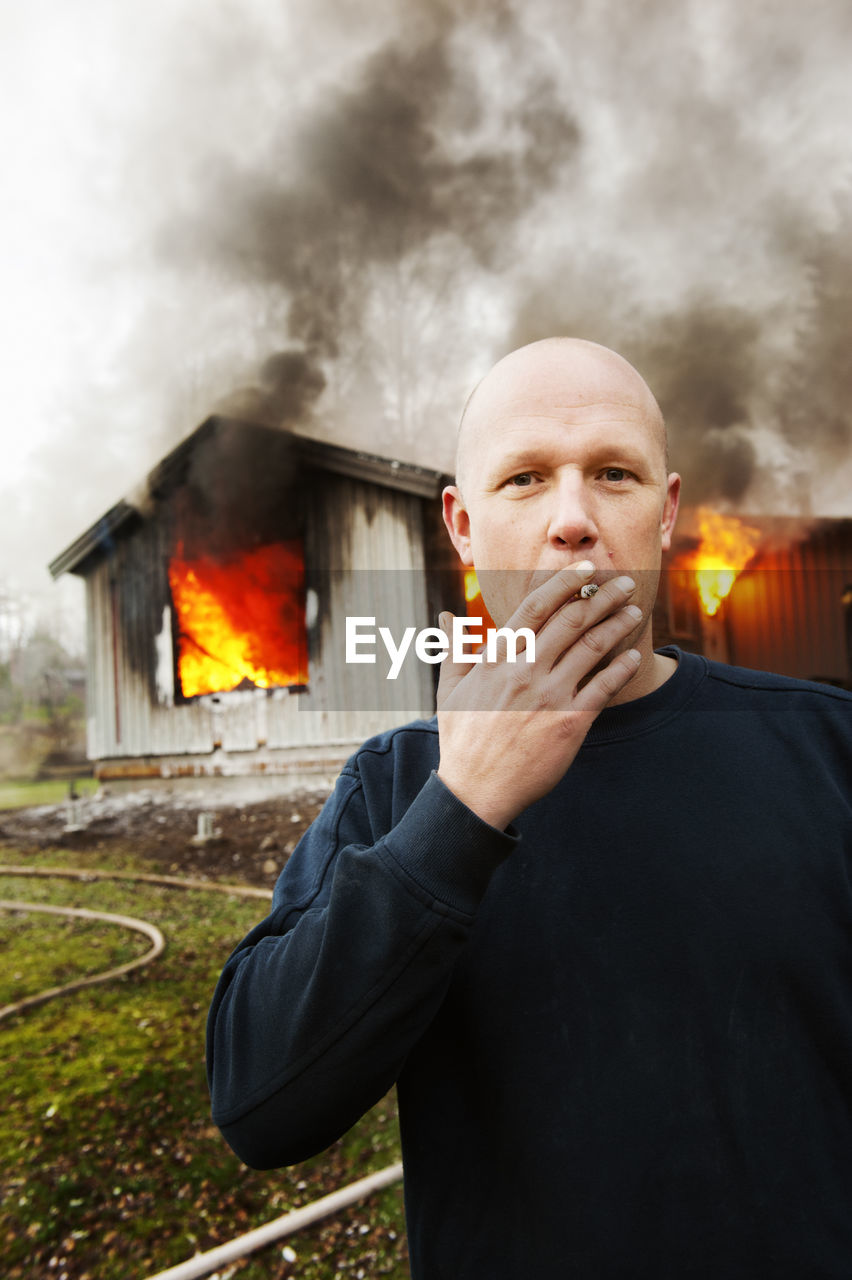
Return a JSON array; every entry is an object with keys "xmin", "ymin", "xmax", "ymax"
[
  {"xmin": 624, "ymin": 604, "xmax": 643, "ymax": 620},
  {"xmin": 614, "ymin": 575, "xmax": 636, "ymax": 592},
  {"xmin": 573, "ymin": 560, "xmax": 595, "ymax": 576}
]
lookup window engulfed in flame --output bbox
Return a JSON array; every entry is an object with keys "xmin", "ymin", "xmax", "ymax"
[
  {"xmin": 168, "ymin": 541, "xmax": 308, "ymax": 699},
  {"xmin": 676, "ymin": 507, "xmax": 761, "ymax": 617}
]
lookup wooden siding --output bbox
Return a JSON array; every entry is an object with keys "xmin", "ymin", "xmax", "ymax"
[
  {"xmin": 655, "ymin": 518, "xmax": 852, "ymax": 684},
  {"xmin": 723, "ymin": 521, "xmax": 851, "ymax": 684},
  {"xmin": 85, "ymin": 470, "xmax": 437, "ymax": 764}
]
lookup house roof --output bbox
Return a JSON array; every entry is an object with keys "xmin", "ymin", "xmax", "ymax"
[{"xmin": 49, "ymin": 416, "xmax": 450, "ymax": 579}]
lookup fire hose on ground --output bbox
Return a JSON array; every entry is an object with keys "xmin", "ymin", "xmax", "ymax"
[
  {"xmin": 145, "ymin": 1161, "xmax": 405, "ymax": 1280},
  {"xmin": 0, "ymin": 864, "xmax": 404, "ymax": 1276},
  {"xmin": 0, "ymin": 897, "xmax": 165, "ymax": 1020},
  {"xmin": 0, "ymin": 864, "xmax": 270, "ymax": 1023}
]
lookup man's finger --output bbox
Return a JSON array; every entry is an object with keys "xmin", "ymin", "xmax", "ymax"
[
  {"xmin": 552, "ymin": 603, "xmax": 644, "ymax": 683},
  {"xmin": 435, "ymin": 612, "xmax": 470, "ymax": 709},
  {"xmin": 504, "ymin": 561, "xmax": 597, "ymax": 633},
  {"xmin": 534, "ymin": 575, "xmax": 638, "ymax": 669},
  {"xmin": 571, "ymin": 646, "xmax": 642, "ymax": 716}
]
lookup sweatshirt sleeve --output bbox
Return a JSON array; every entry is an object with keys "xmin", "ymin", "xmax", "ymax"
[{"xmin": 206, "ymin": 762, "xmax": 517, "ymax": 1170}]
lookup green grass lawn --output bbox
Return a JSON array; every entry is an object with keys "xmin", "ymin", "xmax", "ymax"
[
  {"xmin": 0, "ymin": 851, "xmax": 408, "ymax": 1279},
  {"xmin": 0, "ymin": 777, "xmax": 99, "ymax": 811}
]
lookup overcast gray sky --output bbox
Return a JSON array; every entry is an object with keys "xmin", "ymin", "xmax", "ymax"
[{"xmin": 3, "ymin": 0, "xmax": 851, "ymax": 640}]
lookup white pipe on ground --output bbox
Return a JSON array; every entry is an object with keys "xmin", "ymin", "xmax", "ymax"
[
  {"xmin": 0, "ymin": 899, "xmax": 165, "ymax": 1021},
  {"xmin": 0, "ymin": 864, "xmax": 273, "ymax": 900},
  {"xmin": 144, "ymin": 1161, "xmax": 404, "ymax": 1280}
]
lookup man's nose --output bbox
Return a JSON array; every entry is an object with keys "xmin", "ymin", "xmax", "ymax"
[{"xmin": 546, "ymin": 474, "xmax": 598, "ymax": 551}]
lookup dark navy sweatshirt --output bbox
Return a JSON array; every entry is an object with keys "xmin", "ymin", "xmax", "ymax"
[{"xmin": 207, "ymin": 649, "xmax": 852, "ymax": 1278}]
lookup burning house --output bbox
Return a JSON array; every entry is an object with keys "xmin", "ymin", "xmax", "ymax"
[
  {"xmin": 49, "ymin": 416, "xmax": 462, "ymax": 792},
  {"xmin": 656, "ymin": 508, "xmax": 852, "ymax": 686},
  {"xmin": 50, "ymin": 404, "xmax": 851, "ymax": 795}
]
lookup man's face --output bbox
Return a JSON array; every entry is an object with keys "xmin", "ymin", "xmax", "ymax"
[{"xmin": 442, "ymin": 343, "xmax": 681, "ymax": 649}]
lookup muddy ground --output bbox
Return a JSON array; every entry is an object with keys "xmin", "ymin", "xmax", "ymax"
[{"xmin": 0, "ymin": 784, "xmax": 332, "ymax": 889}]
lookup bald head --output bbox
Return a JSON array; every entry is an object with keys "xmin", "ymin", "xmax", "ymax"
[{"xmin": 455, "ymin": 338, "xmax": 667, "ymax": 495}]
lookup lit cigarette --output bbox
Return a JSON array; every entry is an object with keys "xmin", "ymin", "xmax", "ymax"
[{"xmin": 579, "ymin": 583, "xmax": 599, "ymax": 599}]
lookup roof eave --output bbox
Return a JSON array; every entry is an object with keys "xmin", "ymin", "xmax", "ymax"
[
  {"xmin": 48, "ymin": 500, "xmax": 140, "ymax": 579},
  {"xmin": 48, "ymin": 417, "xmax": 450, "ymax": 578}
]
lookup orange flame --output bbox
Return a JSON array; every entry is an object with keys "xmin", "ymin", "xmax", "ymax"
[
  {"xmin": 168, "ymin": 541, "xmax": 308, "ymax": 698},
  {"xmin": 463, "ymin": 569, "xmax": 480, "ymax": 603},
  {"xmin": 677, "ymin": 507, "xmax": 760, "ymax": 617},
  {"xmin": 462, "ymin": 569, "xmax": 495, "ymax": 639}
]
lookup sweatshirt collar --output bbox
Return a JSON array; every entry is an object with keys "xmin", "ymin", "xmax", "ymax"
[{"xmin": 582, "ymin": 646, "xmax": 708, "ymax": 745}]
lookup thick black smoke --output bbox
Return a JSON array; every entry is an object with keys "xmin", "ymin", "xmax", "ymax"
[
  {"xmin": 182, "ymin": 17, "xmax": 577, "ymax": 333},
  {"xmin": 164, "ymin": 6, "xmax": 580, "ymax": 440},
  {"xmin": 217, "ymin": 349, "xmax": 327, "ymax": 429},
  {"xmin": 155, "ymin": 0, "xmax": 852, "ymax": 513},
  {"xmin": 629, "ymin": 304, "xmax": 762, "ymax": 504},
  {"xmin": 780, "ymin": 187, "xmax": 852, "ymax": 464}
]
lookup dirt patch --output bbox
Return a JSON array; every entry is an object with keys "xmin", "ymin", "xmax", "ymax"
[{"xmin": 0, "ymin": 785, "xmax": 331, "ymax": 889}]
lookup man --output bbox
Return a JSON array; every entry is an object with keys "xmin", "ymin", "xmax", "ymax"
[{"xmin": 207, "ymin": 339, "xmax": 852, "ymax": 1278}]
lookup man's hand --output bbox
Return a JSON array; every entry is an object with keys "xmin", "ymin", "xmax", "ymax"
[{"xmin": 435, "ymin": 563, "xmax": 642, "ymax": 830}]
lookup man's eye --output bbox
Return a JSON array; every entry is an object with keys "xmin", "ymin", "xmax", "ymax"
[
  {"xmin": 507, "ymin": 473, "xmax": 534, "ymax": 487},
  {"xmin": 602, "ymin": 468, "xmax": 629, "ymax": 482}
]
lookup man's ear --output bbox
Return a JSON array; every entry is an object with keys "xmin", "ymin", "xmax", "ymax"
[
  {"xmin": 660, "ymin": 473, "xmax": 681, "ymax": 551},
  {"xmin": 442, "ymin": 485, "xmax": 474, "ymax": 566}
]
